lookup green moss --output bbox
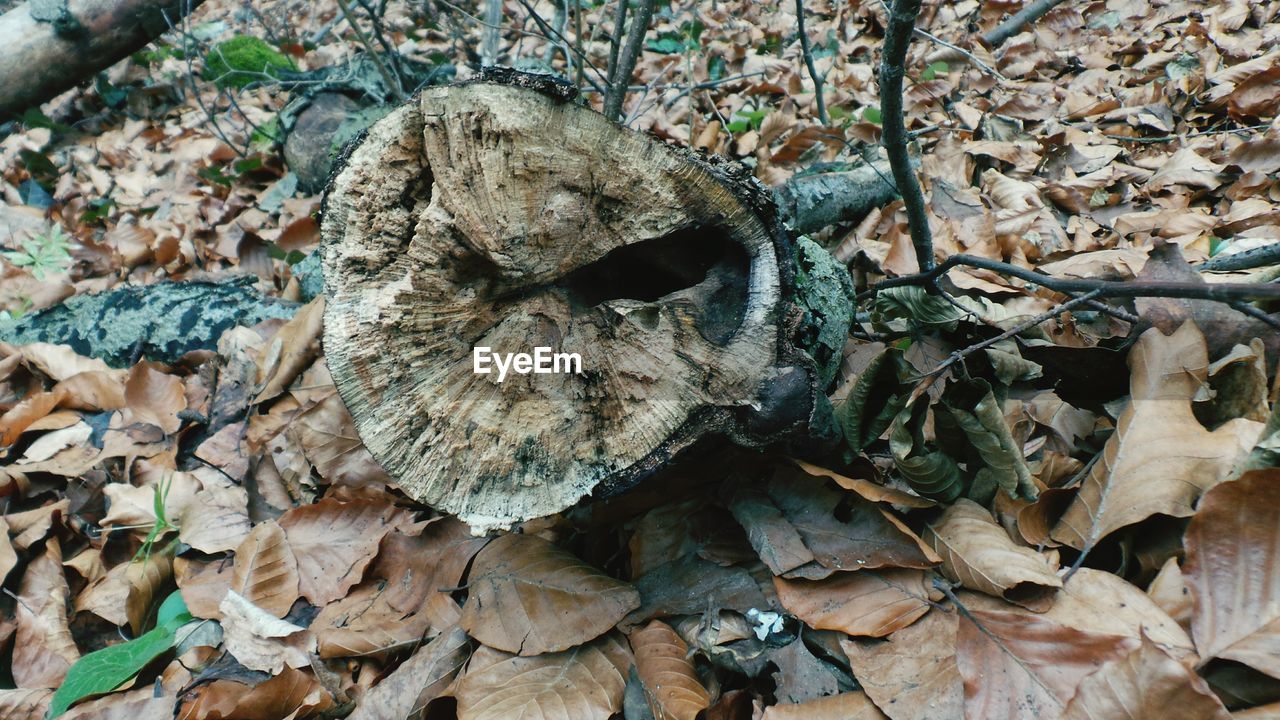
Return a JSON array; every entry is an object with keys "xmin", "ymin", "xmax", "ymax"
[{"xmin": 203, "ymin": 36, "xmax": 297, "ymax": 89}]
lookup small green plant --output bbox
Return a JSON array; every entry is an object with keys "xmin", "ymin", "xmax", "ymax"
[
  {"xmin": 134, "ymin": 473, "xmax": 177, "ymax": 564},
  {"xmin": 202, "ymin": 35, "xmax": 297, "ymax": 89},
  {"xmin": 3, "ymin": 225, "xmax": 74, "ymax": 280}
]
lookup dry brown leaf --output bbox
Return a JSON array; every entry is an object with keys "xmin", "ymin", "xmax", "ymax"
[
  {"xmin": 231, "ymin": 519, "xmax": 300, "ymax": 618},
  {"xmin": 0, "ymin": 516, "xmax": 17, "ymax": 583},
  {"xmin": 278, "ymin": 497, "xmax": 404, "ymax": 605},
  {"xmin": 956, "ymin": 608, "xmax": 1137, "ymax": 719},
  {"xmin": 1061, "ymin": 635, "xmax": 1231, "ymax": 720},
  {"xmin": 0, "ymin": 688, "xmax": 52, "ymax": 720},
  {"xmin": 123, "ymin": 362, "xmax": 186, "ymax": 434},
  {"xmin": 174, "ymin": 556, "xmax": 234, "ymax": 620},
  {"xmin": 1045, "ymin": 569, "xmax": 1195, "ymax": 659},
  {"xmin": 288, "ymin": 391, "xmax": 391, "ymax": 486},
  {"xmin": 254, "ymin": 295, "xmax": 325, "ymax": 403},
  {"xmin": 459, "ymin": 532, "xmax": 641, "ymax": 656},
  {"xmin": 178, "ymin": 480, "xmax": 251, "ymax": 553},
  {"xmin": 61, "ymin": 687, "xmax": 176, "ymax": 720},
  {"xmin": 175, "ymin": 666, "xmax": 333, "ymax": 720},
  {"xmin": 631, "ymin": 620, "xmax": 711, "ymax": 720},
  {"xmin": 773, "ymin": 569, "xmax": 934, "ymax": 638},
  {"xmin": 926, "ymin": 498, "xmax": 1061, "ymax": 611},
  {"xmin": 311, "ymin": 580, "xmax": 432, "ymax": 659},
  {"xmin": 76, "ymin": 544, "xmax": 174, "ymax": 635},
  {"xmin": 791, "ymin": 459, "xmax": 935, "ymax": 508},
  {"xmin": 346, "ymin": 627, "xmax": 471, "ymax": 720},
  {"xmin": 1052, "ymin": 323, "xmax": 1261, "ymax": 550},
  {"xmin": 1146, "ymin": 148, "xmax": 1225, "ymax": 191},
  {"xmin": 760, "ymin": 691, "xmax": 888, "ymax": 719},
  {"xmin": 840, "ymin": 608, "xmax": 963, "ymax": 720},
  {"xmin": 369, "ymin": 516, "xmax": 486, "ymax": 623},
  {"xmin": 14, "ymin": 538, "xmax": 79, "ymax": 688},
  {"xmin": 1148, "ymin": 557, "xmax": 1193, "ymax": 637},
  {"xmin": 1185, "ymin": 469, "xmax": 1280, "ymax": 678},
  {"xmin": 100, "ymin": 471, "xmax": 200, "ymax": 531},
  {"xmin": 453, "ymin": 633, "xmax": 632, "ymax": 720},
  {"xmin": 218, "ymin": 589, "xmax": 315, "ymax": 674}
]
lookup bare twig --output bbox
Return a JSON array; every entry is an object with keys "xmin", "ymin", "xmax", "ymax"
[
  {"xmin": 858, "ymin": 253, "xmax": 1280, "ymax": 303},
  {"xmin": 574, "ymin": 0, "xmax": 584, "ymax": 87},
  {"xmin": 353, "ymin": 0, "xmax": 407, "ymax": 91},
  {"xmin": 913, "ymin": 26, "xmax": 1008, "ymax": 82},
  {"xmin": 983, "ymin": 0, "xmax": 1069, "ymax": 48},
  {"xmin": 1199, "ymin": 243, "xmax": 1280, "ymax": 272},
  {"xmin": 795, "ymin": 0, "xmax": 828, "ymax": 125},
  {"xmin": 924, "ymin": 290, "xmax": 1104, "ymax": 380},
  {"xmin": 1229, "ymin": 300, "xmax": 1280, "ymax": 333},
  {"xmin": 880, "ymin": 0, "xmax": 935, "ymax": 272},
  {"xmin": 603, "ymin": 0, "xmax": 656, "ymax": 121},
  {"xmin": 515, "ymin": 0, "xmax": 607, "ymax": 94},
  {"xmin": 335, "ymin": 0, "xmax": 406, "ymax": 101}
]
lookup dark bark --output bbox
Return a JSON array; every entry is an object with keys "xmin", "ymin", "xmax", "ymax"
[
  {"xmin": 0, "ymin": 0, "xmax": 204, "ymax": 118},
  {"xmin": 879, "ymin": 0, "xmax": 934, "ymax": 272}
]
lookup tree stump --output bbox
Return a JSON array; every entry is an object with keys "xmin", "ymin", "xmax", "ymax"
[{"xmin": 321, "ymin": 72, "xmax": 848, "ymax": 531}]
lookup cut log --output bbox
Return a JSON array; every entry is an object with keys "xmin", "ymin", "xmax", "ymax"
[
  {"xmin": 0, "ymin": 0, "xmax": 204, "ymax": 119},
  {"xmin": 321, "ymin": 72, "xmax": 849, "ymax": 531}
]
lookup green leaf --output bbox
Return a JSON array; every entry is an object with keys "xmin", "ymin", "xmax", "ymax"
[
  {"xmin": 889, "ymin": 403, "xmax": 965, "ymax": 502},
  {"xmin": 861, "ymin": 106, "xmax": 882, "ymax": 125},
  {"xmin": 46, "ymin": 591, "xmax": 189, "ymax": 719},
  {"xmin": 873, "ymin": 286, "xmax": 965, "ymax": 329},
  {"xmin": 943, "ymin": 380, "xmax": 1038, "ymax": 502},
  {"xmin": 726, "ymin": 120, "xmax": 750, "ymax": 133},
  {"xmin": 837, "ymin": 349, "xmax": 908, "ymax": 454},
  {"xmin": 646, "ymin": 34, "xmax": 684, "ymax": 54},
  {"xmin": 919, "ymin": 61, "xmax": 949, "ymax": 82}
]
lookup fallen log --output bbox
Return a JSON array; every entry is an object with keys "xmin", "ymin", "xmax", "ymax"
[
  {"xmin": 0, "ymin": 278, "xmax": 298, "ymax": 367},
  {"xmin": 320, "ymin": 71, "xmax": 854, "ymax": 531},
  {"xmin": 0, "ymin": 0, "xmax": 203, "ymax": 118}
]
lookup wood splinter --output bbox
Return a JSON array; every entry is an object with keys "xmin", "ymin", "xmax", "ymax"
[{"xmin": 321, "ymin": 72, "xmax": 849, "ymax": 531}]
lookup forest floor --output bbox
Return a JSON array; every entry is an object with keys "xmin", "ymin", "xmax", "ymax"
[{"xmin": 1, "ymin": 0, "xmax": 1279, "ymax": 718}]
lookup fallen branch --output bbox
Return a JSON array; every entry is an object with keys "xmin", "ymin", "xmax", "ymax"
[
  {"xmin": 774, "ymin": 161, "xmax": 900, "ymax": 234},
  {"xmin": 858, "ymin": 254, "xmax": 1280, "ymax": 304},
  {"xmin": 982, "ymin": 0, "xmax": 1069, "ymax": 48},
  {"xmin": 1198, "ymin": 243, "xmax": 1280, "ymax": 273},
  {"xmin": 0, "ymin": 0, "xmax": 206, "ymax": 118},
  {"xmin": 879, "ymin": 0, "xmax": 934, "ymax": 271}
]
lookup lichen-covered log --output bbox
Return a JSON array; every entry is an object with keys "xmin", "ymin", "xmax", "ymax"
[
  {"xmin": 0, "ymin": 279, "xmax": 298, "ymax": 366},
  {"xmin": 321, "ymin": 73, "xmax": 849, "ymax": 531}
]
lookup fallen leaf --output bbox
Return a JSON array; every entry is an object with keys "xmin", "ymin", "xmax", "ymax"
[
  {"xmin": 459, "ymin": 533, "xmax": 641, "ymax": 656},
  {"xmin": 760, "ymin": 691, "xmax": 888, "ymax": 719},
  {"xmin": 175, "ymin": 666, "xmax": 333, "ymax": 720},
  {"xmin": 841, "ymin": 608, "xmax": 963, "ymax": 720},
  {"xmin": 926, "ymin": 498, "xmax": 1061, "ymax": 611},
  {"xmin": 346, "ymin": 627, "xmax": 470, "ymax": 720},
  {"xmin": 453, "ymin": 633, "xmax": 632, "ymax": 720},
  {"xmin": 254, "ymin": 295, "xmax": 325, "ymax": 403},
  {"xmin": 1185, "ymin": 469, "xmax": 1280, "ymax": 678},
  {"xmin": 218, "ymin": 590, "xmax": 314, "ymax": 674},
  {"xmin": 1051, "ymin": 323, "xmax": 1261, "ymax": 550},
  {"xmin": 178, "ymin": 481, "xmax": 252, "ymax": 553},
  {"xmin": 278, "ymin": 496, "xmax": 404, "ymax": 605},
  {"xmin": 231, "ymin": 519, "xmax": 300, "ymax": 618},
  {"xmin": 14, "ymin": 538, "xmax": 79, "ymax": 688},
  {"xmin": 956, "ymin": 608, "xmax": 1137, "ymax": 719},
  {"xmin": 773, "ymin": 569, "xmax": 934, "ymax": 638},
  {"xmin": 631, "ymin": 620, "xmax": 711, "ymax": 720},
  {"xmin": 1061, "ymin": 635, "xmax": 1231, "ymax": 720},
  {"xmin": 0, "ymin": 688, "xmax": 52, "ymax": 720},
  {"xmin": 123, "ymin": 362, "xmax": 186, "ymax": 434}
]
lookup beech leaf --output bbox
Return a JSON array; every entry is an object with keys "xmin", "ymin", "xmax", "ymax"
[{"xmin": 630, "ymin": 620, "xmax": 711, "ymax": 720}]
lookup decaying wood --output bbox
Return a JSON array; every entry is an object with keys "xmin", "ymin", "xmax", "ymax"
[
  {"xmin": 0, "ymin": 0, "xmax": 204, "ymax": 118},
  {"xmin": 321, "ymin": 73, "xmax": 844, "ymax": 531}
]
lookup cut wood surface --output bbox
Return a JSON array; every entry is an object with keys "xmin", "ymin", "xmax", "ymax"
[{"xmin": 322, "ymin": 74, "xmax": 830, "ymax": 530}]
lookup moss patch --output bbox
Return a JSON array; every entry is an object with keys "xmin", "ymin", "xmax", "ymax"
[{"xmin": 203, "ymin": 36, "xmax": 297, "ymax": 89}]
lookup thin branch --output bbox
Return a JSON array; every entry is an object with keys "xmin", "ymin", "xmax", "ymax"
[
  {"xmin": 1198, "ymin": 243, "xmax": 1280, "ymax": 272},
  {"xmin": 352, "ymin": 0, "xmax": 407, "ymax": 91},
  {"xmin": 1229, "ymin": 300, "xmax": 1280, "ymax": 333},
  {"xmin": 481, "ymin": 0, "xmax": 503, "ymax": 65},
  {"xmin": 924, "ymin": 290, "xmax": 1104, "ymax": 380},
  {"xmin": 335, "ymin": 0, "xmax": 406, "ymax": 102},
  {"xmin": 515, "ymin": 0, "xmax": 607, "ymax": 94},
  {"xmin": 603, "ymin": 0, "xmax": 656, "ymax": 121},
  {"xmin": 859, "ymin": 253, "xmax": 1280, "ymax": 303},
  {"xmin": 574, "ymin": 0, "xmax": 584, "ymax": 87},
  {"xmin": 795, "ymin": 0, "xmax": 828, "ymax": 125},
  {"xmin": 913, "ymin": 26, "xmax": 1007, "ymax": 82},
  {"xmin": 880, "ymin": 0, "xmax": 935, "ymax": 272},
  {"xmin": 982, "ymin": 0, "xmax": 1069, "ymax": 48}
]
